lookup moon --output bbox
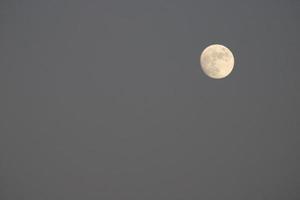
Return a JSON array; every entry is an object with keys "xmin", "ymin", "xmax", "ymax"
[{"xmin": 200, "ymin": 44, "xmax": 234, "ymax": 79}]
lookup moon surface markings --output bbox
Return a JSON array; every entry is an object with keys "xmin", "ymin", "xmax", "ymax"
[{"xmin": 200, "ymin": 44, "xmax": 234, "ymax": 79}]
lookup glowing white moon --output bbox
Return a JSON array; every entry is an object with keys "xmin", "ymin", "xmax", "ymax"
[{"xmin": 200, "ymin": 44, "xmax": 234, "ymax": 79}]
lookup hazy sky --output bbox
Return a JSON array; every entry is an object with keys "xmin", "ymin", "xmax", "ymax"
[{"xmin": 0, "ymin": 0, "xmax": 300, "ymax": 199}]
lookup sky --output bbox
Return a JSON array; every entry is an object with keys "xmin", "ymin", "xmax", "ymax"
[{"xmin": 0, "ymin": 0, "xmax": 300, "ymax": 199}]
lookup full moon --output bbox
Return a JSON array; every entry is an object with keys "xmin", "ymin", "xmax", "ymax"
[{"xmin": 200, "ymin": 44, "xmax": 234, "ymax": 79}]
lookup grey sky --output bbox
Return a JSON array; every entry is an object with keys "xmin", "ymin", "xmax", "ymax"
[{"xmin": 0, "ymin": 0, "xmax": 300, "ymax": 199}]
